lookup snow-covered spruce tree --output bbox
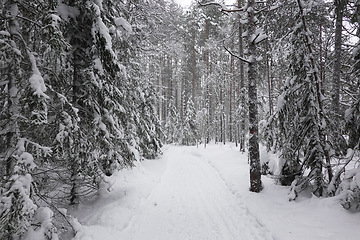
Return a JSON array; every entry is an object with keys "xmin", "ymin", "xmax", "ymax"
[
  {"xmin": 0, "ymin": 1, "xmax": 56, "ymax": 238},
  {"xmin": 0, "ymin": 140, "xmax": 37, "ymax": 240},
  {"xmin": 182, "ymin": 97, "xmax": 198, "ymax": 146},
  {"xmin": 110, "ymin": 0, "xmax": 164, "ymax": 160},
  {"xmin": 347, "ymin": 0, "xmax": 360, "ymax": 152},
  {"xmin": 334, "ymin": 104, "xmax": 360, "ymax": 211},
  {"xmin": 331, "ymin": 0, "xmax": 360, "ymax": 211},
  {"xmin": 50, "ymin": 0, "xmax": 139, "ymax": 204},
  {"xmin": 130, "ymin": 70, "xmax": 164, "ymax": 160},
  {"xmin": 266, "ymin": 0, "xmax": 330, "ymax": 198},
  {"xmin": 57, "ymin": 0, "xmax": 106, "ymax": 204}
]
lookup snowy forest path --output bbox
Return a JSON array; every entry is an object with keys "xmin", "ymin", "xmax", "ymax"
[{"xmin": 120, "ymin": 146, "xmax": 274, "ymax": 240}]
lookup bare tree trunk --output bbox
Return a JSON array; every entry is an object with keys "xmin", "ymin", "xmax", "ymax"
[
  {"xmin": 332, "ymin": 0, "xmax": 346, "ymax": 117},
  {"xmin": 192, "ymin": 29, "xmax": 196, "ymax": 102},
  {"xmin": 205, "ymin": 18, "xmax": 211, "ymax": 145},
  {"xmin": 247, "ymin": 0, "xmax": 262, "ymax": 193},
  {"xmin": 4, "ymin": 3, "xmax": 22, "ymax": 174},
  {"xmin": 70, "ymin": 51, "xmax": 80, "ymax": 205},
  {"xmin": 181, "ymin": 77, "xmax": 184, "ymax": 121},
  {"xmin": 158, "ymin": 55, "xmax": 163, "ymax": 121},
  {"xmin": 6, "ymin": 66, "xmax": 19, "ymax": 178},
  {"xmin": 320, "ymin": 23, "xmax": 324, "ymax": 93},
  {"xmin": 162, "ymin": 56, "xmax": 166, "ymax": 122},
  {"xmin": 266, "ymin": 38, "xmax": 272, "ymax": 115},
  {"xmin": 230, "ymin": 40, "xmax": 234, "ymax": 142},
  {"xmin": 238, "ymin": 0, "xmax": 246, "ymax": 152}
]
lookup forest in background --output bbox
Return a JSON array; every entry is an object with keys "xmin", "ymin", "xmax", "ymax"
[{"xmin": 1, "ymin": 0, "xmax": 360, "ymax": 239}]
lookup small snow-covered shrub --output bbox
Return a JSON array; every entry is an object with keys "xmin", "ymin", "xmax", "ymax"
[
  {"xmin": 24, "ymin": 207, "xmax": 59, "ymax": 240},
  {"xmin": 337, "ymin": 167, "xmax": 360, "ymax": 212}
]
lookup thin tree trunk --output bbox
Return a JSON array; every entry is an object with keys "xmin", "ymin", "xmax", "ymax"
[
  {"xmin": 158, "ymin": 56, "xmax": 162, "ymax": 121},
  {"xmin": 332, "ymin": 0, "xmax": 345, "ymax": 117},
  {"xmin": 205, "ymin": 18, "xmax": 211, "ymax": 145},
  {"xmin": 320, "ymin": 23, "xmax": 324, "ymax": 93},
  {"xmin": 70, "ymin": 51, "xmax": 80, "ymax": 205},
  {"xmin": 247, "ymin": 0, "xmax": 262, "ymax": 193},
  {"xmin": 266, "ymin": 38, "xmax": 272, "ymax": 116},
  {"xmin": 230, "ymin": 40, "xmax": 234, "ymax": 142},
  {"xmin": 238, "ymin": 0, "xmax": 246, "ymax": 152},
  {"xmin": 192, "ymin": 29, "xmax": 196, "ymax": 102},
  {"xmin": 181, "ymin": 77, "xmax": 184, "ymax": 121},
  {"xmin": 6, "ymin": 67, "xmax": 19, "ymax": 178},
  {"xmin": 162, "ymin": 56, "xmax": 166, "ymax": 122},
  {"xmin": 5, "ymin": 3, "xmax": 22, "ymax": 174}
]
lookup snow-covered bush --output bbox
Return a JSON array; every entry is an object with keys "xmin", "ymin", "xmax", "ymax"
[
  {"xmin": 24, "ymin": 207, "xmax": 59, "ymax": 240},
  {"xmin": 337, "ymin": 167, "xmax": 360, "ymax": 212},
  {"xmin": 0, "ymin": 141, "xmax": 37, "ymax": 240}
]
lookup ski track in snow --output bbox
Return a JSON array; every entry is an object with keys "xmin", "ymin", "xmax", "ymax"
[
  {"xmin": 73, "ymin": 145, "xmax": 360, "ymax": 240},
  {"xmin": 119, "ymin": 147, "xmax": 274, "ymax": 240}
]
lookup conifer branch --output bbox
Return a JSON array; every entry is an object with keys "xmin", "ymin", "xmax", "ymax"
[{"xmin": 223, "ymin": 46, "xmax": 251, "ymax": 64}]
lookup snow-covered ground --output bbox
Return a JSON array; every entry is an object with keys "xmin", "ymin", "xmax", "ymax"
[{"xmin": 71, "ymin": 144, "xmax": 360, "ymax": 240}]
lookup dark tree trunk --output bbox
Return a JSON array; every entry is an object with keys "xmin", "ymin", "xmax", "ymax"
[
  {"xmin": 332, "ymin": 0, "xmax": 346, "ymax": 117},
  {"xmin": 230, "ymin": 40, "xmax": 234, "ymax": 142},
  {"xmin": 247, "ymin": 0, "xmax": 262, "ymax": 193},
  {"xmin": 238, "ymin": 0, "xmax": 246, "ymax": 152}
]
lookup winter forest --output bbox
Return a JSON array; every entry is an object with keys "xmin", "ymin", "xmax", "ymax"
[{"xmin": 1, "ymin": 0, "xmax": 360, "ymax": 239}]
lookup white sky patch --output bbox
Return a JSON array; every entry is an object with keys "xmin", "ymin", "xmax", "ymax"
[{"xmin": 174, "ymin": 0, "xmax": 235, "ymax": 9}]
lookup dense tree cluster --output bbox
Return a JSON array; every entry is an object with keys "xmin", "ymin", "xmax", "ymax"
[
  {"xmin": 153, "ymin": 0, "xmax": 360, "ymax": 209},
  {"xmin": 0, "ymin": 0, "xmax": 163, "ymax": 239},
  {"xmin": 2, "ymin": 0, "xmax": 360, "ymax": 238}
]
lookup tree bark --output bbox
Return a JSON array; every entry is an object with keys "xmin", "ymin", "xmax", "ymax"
[
  {"xmin": 238, "ymin": 0, "xmax": 246, "ymax": 152},
  {"xmin": 247, "ymin": 0, "xmax": 262, "ymax": 193},
  {"xmin": 192, "ymin": 28, "xmax": 197, "ymax": 102},
  {"xmin": 230, "ymin": 39, "xmax": 234, "ymax": 142},
  {"xmin": 332, "ymin": 0, "xmax": 346, "ymax": 117}
]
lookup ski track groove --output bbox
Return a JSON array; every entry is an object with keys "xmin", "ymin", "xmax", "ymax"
[{"xmin": 121, "ymin": 147, "xmax": 275, "ymax": 240}]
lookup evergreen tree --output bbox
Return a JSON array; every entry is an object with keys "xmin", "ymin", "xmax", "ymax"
[
  {"xmin": 182, "ymin": 97, "xmax": 198, "ymax": 146},
  {"xmin": 0, "ymin": 140, "xmax": 38, "ymax": 240},
  {"xmin": 165, "ymin": 97, "xmax": 182, "ymax": 144},
  {"xmin": 0, "ymin": 1, "xmax": 55, "ymax": 238},
  {"xmin": 1, "ymin": 0, "xmax": 164, "ymax": 237},
  {"xmin": 265, "ymin": 0, "xmax": 333, "ymax": 198},
  {"xmin": 330, "ymin": 0, "xmax": 360, "ymax": 210}
]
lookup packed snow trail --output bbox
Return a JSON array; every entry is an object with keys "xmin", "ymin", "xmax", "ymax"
[
  {"xmin": 115, "ymin": 146, "xmax": 273, "ymax": 240},
  {"xmin": 72, "ymin": 144, "xmax": 360, "ymax": 240}
]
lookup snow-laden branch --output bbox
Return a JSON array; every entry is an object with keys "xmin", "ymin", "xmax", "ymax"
[
  {"xmin": 197, "ymin": 0, "xmax": 245, "ymax": 14},
  {"xmin": 223, "ymin": 46, "xmax": 251, "ymax": 64},
  {"xmin": 28, "ymin": 51, "xmax": 49, "ymax": 99}
]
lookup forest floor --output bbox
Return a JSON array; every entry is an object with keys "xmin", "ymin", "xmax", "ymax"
[{"xmin": 71, "ymin": 144, "xmax": 360, "ymax": 240}]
